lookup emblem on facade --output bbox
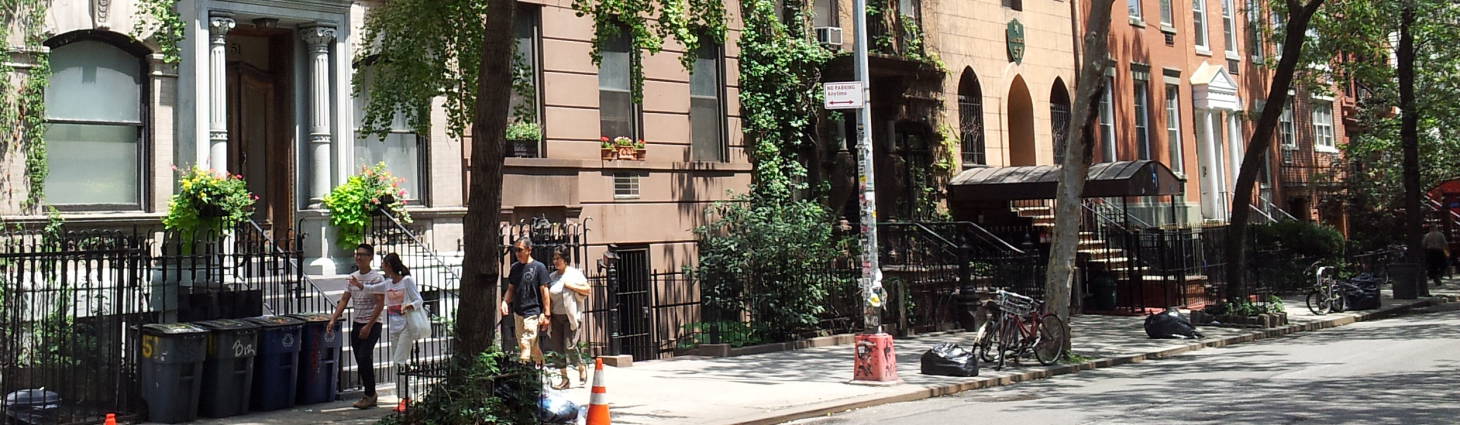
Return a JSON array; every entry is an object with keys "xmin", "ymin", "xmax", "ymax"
[{"xmin": 1007, "ymin": 19, "xmax": 1026, "ymax": 65}]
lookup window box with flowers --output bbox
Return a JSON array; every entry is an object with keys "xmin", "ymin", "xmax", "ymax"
[
  {"xmin": 600, "ymin": 136, "xmax": 647, "ymax": 161},
  {"xmin": 323, "ymin": 162, "xmax": 414, "ymax": 251}
]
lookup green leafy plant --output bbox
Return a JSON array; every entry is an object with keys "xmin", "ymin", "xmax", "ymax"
[
  {"xmin": 133, "ymin": 0, "xmax": 186, "ymax": 64},
  {"xmin": 572, "ymin": 0, "xmax": 727, "ymax": 104},
  {"xmin": 0, "ymin": 0, "xmax": 51, "ymax": 211},
  {"xmin": 375, "ymin": 349, "xmax": 542, "ymax": 425},
  {"xmin": 690, "ymin": 195, "xmax": 851, "ymax": 342},
  {"xmin": 162, "ymin": 166, "xmax": 256, "ymax": 238},
  {"xmin": 677, "ymin": 321, "xmax": 764, "ymax": 348},
  {"xmin": 600, "ymin": 137, "xmax": 615, "ymax": 150},
  {"xmin": 504, "ymin": 121, "xmax": 541, "ymax": 141},
  {"xmin": 324, "ymin": 162, "xmax": 413, "ymax": 251}
]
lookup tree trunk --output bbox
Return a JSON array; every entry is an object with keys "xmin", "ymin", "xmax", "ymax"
[
  {"xmin": 455, "ymin": 0, "xmax": 517, "ymax": 363},
  {"xmin": 1224, "ymin": 0, "xmax": 1324, "ymax": 302},
  {"xmin": 1045, "ymin": 0, "xmax": 1116, "ymax": 328},
  {"xmin": 1398, "ymin": 0, "xmax": 1424, "ymax": 297}
]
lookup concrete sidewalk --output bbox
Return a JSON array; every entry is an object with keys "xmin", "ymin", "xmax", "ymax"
[{"xmin": 156, "ymin": 286, "xmax": 1456, "ymax": 425}]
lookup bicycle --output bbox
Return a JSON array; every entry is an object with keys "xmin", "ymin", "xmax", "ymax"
[
  {"xmin": 1305, "ymin": 262, "xmax": 1347, "ymax": 315},
  {"xmin": 972, "ymin": 289, "xmax": 1066, "ymax": 370}
]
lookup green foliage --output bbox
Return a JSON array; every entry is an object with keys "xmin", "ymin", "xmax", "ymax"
[
  {"xmin": 375, "ymin": 349, "xmax": 543, "ymax": 425},
  {"xmin": 323, "ymin": 163, "xmax": 413, "ymax": 251},
  {"xmin": 690, "ymin": 196, "xmax": 850, "ymax": 342},
  {"xmin": 356, "ymin": 0, "xmax": 489, "ymax": 141},
  {"xmin": 739, "ymin": 0, "xmax": 832, "ymax": 199},
  {"xmin": 505, "ymin": 121, "xmax": 541, "ymax": 141},
  {"xmin": 1207, "ymin": 297, "xmax": 1284, "ymax": 317},
  {"xmin": 162, "ymin": 166, "xmax": 256, "ymax": 237},
  {"xmin": 1065, "ymin": 352, "xmax": 1093, "ymax": 364},
  {"xmin": 0, "ymin": 0, "xmax": 50, "ymax": 211},
  {"xmin": 509, "ymin": 47, "xmax": 539, "ymax": 126},
  {"xmin": 572, "ymin": 0, "xmax": 727, "ymax": 103},
  {"xmin": 676, "ymin": 321, "xmax": 764, "ymax": 348},
  {"xmin": 133, "ymin": 0, "xmax": 186, "ymax": 64},
  {"xmin": 1250, "ymin": 220, "xmax": 1345, "ymax": 262}
]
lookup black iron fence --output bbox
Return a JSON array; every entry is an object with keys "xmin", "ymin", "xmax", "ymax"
[
  {"xmin": 878, "ymin": 221, "xmax": 1041, "ymax": 333},
  {"xmin": 0, "ymin": 228, "xmax": 153, "ymax": 424}
]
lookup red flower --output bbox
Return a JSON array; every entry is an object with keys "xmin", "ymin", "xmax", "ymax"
[{"xmin": 601, "ymin": 137, "xmax": 610, "ymax": 142}]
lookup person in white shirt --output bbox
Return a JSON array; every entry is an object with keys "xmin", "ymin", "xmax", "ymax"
[
  {"xmin": 326, "ymin": 243, "xmax": 385, "ymax": 409},
  {"xmin": 1423, "ymin": 224, "xmax": 1449, "ymax": 288},
  {"xmin": 545, "ymin": 246, "xmax": 591, "ymax": 389},
  {"xmin": 352, "ymin": 253, "xmax": 426, "ymax": 366}
]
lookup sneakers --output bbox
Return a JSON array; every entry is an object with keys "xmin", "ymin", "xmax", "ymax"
[{"xmin": 353, "ymin": 394, "xmax": 377, "ymax": 409}]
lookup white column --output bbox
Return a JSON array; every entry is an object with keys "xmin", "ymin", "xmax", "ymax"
[
  {"xmin": 302, "ymin": 26, "xmax": 337, "ymax": 207},
  {"xmin": 207, "ymin": 15, "xmax": 235, "ymax": 173},
  {"xmin": 1200, "ymin": 110, "xmax": 1219, "ymax": 220}
]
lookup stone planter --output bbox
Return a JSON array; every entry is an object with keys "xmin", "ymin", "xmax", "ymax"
[
  {"xmin": 601, "ymin": 148, "xmax": 617, "ymax": 160},
  {"xmin": 508, "ymin": 138, "xmax": 539, "ymax": 158},
  {"xmin": 616, "ymin": 145, "xmax": 636, "ymax": 159},
  {"xmin": 634, "ymin": 148, "xmax": 647, "ymax": 160}
]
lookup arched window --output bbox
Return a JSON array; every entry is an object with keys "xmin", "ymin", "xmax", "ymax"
[
  {"xmin": 957, "ymin": 68, "xmax": 985, "ymax": 166},
  {"xmin": 44, "ymin": 32, "xmax": 148, "ymax": 208},
  {"xmin": 1050, "ymin": 79, "xmax": 1072, "ymax": 164}
]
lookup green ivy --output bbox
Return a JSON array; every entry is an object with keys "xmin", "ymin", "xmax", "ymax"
[
  {"xmin": 738, "ymin": 0, "xmax": 831, "ymax": 199},
  {"xmin": 1, "ymin": 0, "xmax": 52, "ymax": 211},
  {"xmin": 133, "ymin": 0, "xmax": 186, "ymax": 64},
  {"xmin": 572, "ymin": 0, "xmax": 726, "ymax": 103}
]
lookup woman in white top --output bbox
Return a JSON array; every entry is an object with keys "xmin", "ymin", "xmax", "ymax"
[
  {"xmin": 545, "ymin": 246, "xmax": 591, "ymax": 389},
  {"xmin": 352, "ymin": 252, "xmax": 426, "ymax": 366}
]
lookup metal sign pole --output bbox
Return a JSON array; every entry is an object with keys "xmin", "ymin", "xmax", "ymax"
[{"xmin": 849, "ymin": 0, "xmax": 898, "ymax": 385}]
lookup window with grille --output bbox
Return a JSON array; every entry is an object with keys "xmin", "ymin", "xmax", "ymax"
[
  {"xmin": 614, "ymin": 173, "xmax": 641, "ymax": 199},
  {"xmin": 958, "ymin": 70, "xmax": 986, "ymax": 166},
  {"xmin": 1051, "ymin": 83, "xmax": 1072, "ymax": 164}
]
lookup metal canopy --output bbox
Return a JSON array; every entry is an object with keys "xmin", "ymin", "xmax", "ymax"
[{"xmin": 948, "ymin": 160, "xmax": 1184, "ymax": 202}]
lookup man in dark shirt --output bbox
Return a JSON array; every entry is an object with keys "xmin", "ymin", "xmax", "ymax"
[{"xmin": 501, "ymin": 237, "xmax": 552, "ymax": 365}]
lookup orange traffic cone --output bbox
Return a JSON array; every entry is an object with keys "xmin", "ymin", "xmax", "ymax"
[
  {"xmin": 395, "ymin": 398, "xmax": 410, "ymax": 413},
  {"xmin": 586, "ymin": 358, "xmax": 611, "ymax": 425},
  {"xmin": 103, "ymin": 413, "xmax": 117, "ymax": 425}
]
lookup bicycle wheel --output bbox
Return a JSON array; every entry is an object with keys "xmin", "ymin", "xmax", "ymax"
[
  {"xmin": 1330, "ymin": 289, "xmax": 1347, "ymax": 313},
  {"xmin": 1306, "ymin": 290, "xmax": 1330, "ymax": 315},
  {"xmin": 1033, "ymin": 314, "xmax": 1067, "ymax": 366},
  {"xmin": 995, "ymin": 316, "xmax": 1020, "ymax": 369},
  {"xmin": 974, "ymin": 318, "xmax": 999, "ymax": 363}
]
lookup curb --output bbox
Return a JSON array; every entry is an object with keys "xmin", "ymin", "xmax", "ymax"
[{"xmin": 726, "ymin": 296, "xmax": 1450, "ymax": 425}]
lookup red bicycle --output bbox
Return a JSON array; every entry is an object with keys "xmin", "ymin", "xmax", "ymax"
[{"xmin": 973, "ymin": 289, "xmax": 1066, "ymax": 370}]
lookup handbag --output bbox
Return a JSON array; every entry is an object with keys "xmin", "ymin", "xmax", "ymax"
[{"xmin": 405, "ymin": 304, "xmax": 431, "ymax": 338}]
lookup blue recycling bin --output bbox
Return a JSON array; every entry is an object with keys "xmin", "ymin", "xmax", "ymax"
[
  {"xmin": 246, "ymin": 316, "xmax": 304, "ymax": 411},
  {"xmin": 290, "ymin": 313, "xmax": 343, "ymax": 405},
  {"xmin": 196, "ymin": 319, "xmax": 259, "ymax": 418}
]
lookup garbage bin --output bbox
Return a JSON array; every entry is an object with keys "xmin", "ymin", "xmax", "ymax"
[
  {"xmin": 3, "ymin": 389, "xmax": 59, "ymax": 425},
  {"xmin": 196, "ymin": 319, "xmax": 260, "ymax": 418},
  {"xmin": 1390, "ymin": 262, "xmax": 1422, "ymax": 299},
  {"xmin": 246, "ymin": 316, "xmax": 304, "ymax": 411},
  {"xmin": 290, "ymin": 313, "xmax": 343, "ymax": 405},
  {"xmin": 138, "ymin": 323, "xmax": 209, "ymax": 423}
]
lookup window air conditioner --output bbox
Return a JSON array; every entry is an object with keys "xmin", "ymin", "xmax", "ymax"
[{"xmin": 815, "ymin": 27, "xmax": 843, "ymax": 49}]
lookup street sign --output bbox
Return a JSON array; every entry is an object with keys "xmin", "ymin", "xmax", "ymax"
[{"xmin": 824, "ymin": 82, "xmax": 865, "ymax": 110}]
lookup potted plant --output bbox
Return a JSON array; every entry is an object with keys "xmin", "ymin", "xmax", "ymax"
[
  {"xmin": 614, "ymin": 136, "xmax": 636, "ymax": 159},
  {"xmin": 323, "ymin": 162, "xmax": 414, "ymax": 251},
  {"xmin": 162, "ymin": 166, "xmax": 256, "ymax": 245},
  {"xmin": 634, "ymin": 138, "xmax": 647, "ymax": 160},
  {"xmin": 600, "ymin": 137, "xmax": 617, "ymax": 160},
  {"xmin": 506, "ymin": 122, "xmax": 542, "ymax": 158},
  {"xmin": 156, "ymin": 166, "xmax": 256, "ymax": 295}
]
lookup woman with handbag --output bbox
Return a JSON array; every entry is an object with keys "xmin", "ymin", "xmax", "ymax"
[
  {"xmin": 352, "ymin": 252, "xmax": 429, "ymax": 366},
  {"xmin": 546, "ymin": 246, "xmax": 591, "ymax": 389}
]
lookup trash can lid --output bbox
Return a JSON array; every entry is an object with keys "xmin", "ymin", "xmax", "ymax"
[
  {"xmin": 3, "ymin": 389, "xmax": 59, "ymax": 407},
  {"xmin": 245, "ymin": 315, "xmax": 304, "ymax": 328},
  {"xmin": 288, "ymin": 312, "xmax": 335, "ymax": 323},
  {"xmin": 142, "ymin": 323, "xmax": 209, "ymax": 335},
  {"xmin": 194, "ymin": 318, "xmax": 259, "ymax": 331}
]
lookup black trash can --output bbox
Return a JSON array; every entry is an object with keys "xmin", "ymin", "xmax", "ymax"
[
  {"xmin": 290, "ymin": 313, "xmax": 343, "ymax": 405},
  {"xmin": 246, "ymin": 316, "xmax": 304, "ymax": 411},
  {"xmin": 2, "ymin": 389, "xmax": 59, "ymax": 425},
  {"xmin": 1090, "ymin": 273, "xmax": 1118, "ymax": 311},
  {"xmin": 138, "ymin": 323, "xmax": 209, "ymax": 423},
  {"xmin": 196, "ymin": 319, "xmax": 260, "ymax": 418}
]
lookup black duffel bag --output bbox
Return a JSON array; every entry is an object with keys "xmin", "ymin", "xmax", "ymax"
[
  {"xmin": 1145, "ymin": 308, "xmax": 1203, "ymax": 339},
  {"xmin": 920, "ymin": 342, "xmax": 979, "ymax": 377}
]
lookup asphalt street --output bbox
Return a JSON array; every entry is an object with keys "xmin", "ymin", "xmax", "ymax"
[{"xmin": 788, "ymin": 304, "xmax": 1460, "ymax": 425}]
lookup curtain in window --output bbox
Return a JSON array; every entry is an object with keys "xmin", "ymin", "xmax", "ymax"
[
  {"xmin": 354, "ymin": 68, "xmax": 424, "ymax": 199},
  {"xmin": 690, "ymin": 41, "xmax": 725, "ymax": 162},
  {"xmin": 45, "ymin": 40, "xmax": 144, "ymax": 206}
]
